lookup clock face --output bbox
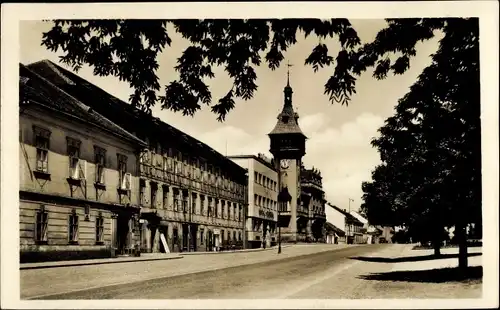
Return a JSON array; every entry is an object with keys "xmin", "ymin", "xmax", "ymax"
[{"xmin": 280, "ymin": 159, "xmax": 290, "ymax": 169}]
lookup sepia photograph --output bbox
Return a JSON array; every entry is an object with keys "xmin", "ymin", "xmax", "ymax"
[{"xmin": 1, "ymin": 2, "xmax": 499, "ymax": 309}]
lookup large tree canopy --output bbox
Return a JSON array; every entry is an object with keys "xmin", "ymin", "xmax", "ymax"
[
  {"xmin": 42, "ymin": 18, "xmax": 455, "ymax": 120},
  {"xmin": 359, "ymin": 18, "xmax": 480, "ymax": 263}
]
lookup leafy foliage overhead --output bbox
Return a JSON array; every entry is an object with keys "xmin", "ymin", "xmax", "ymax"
[{"xmin": 41, "ymin": 18, "xmax": 452, "ymax": 121}]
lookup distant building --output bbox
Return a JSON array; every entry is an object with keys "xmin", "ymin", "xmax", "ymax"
[
  {"xmin": 19, "ymin": 64, "xmax": 147, "ymax": 262},
  {"xmin": 228, "ymin": 154, "xmax": 278, "ymax": 248},
  {"xmin": 324, "ymin": 222, "xmax": 345, "ymax": 244},
  {"xmin": 327, "ymin": 203, "xmax": 364, "ymax": 244},
  {"xmin": 300, "ymin": 166, "xmax": 327, "ymax": 242},
  {"xmin": 27, "ymin": 59, "xmax": 248, "ymax": 254}
]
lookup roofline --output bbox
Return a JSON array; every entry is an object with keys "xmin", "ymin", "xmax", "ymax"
[
  {"xmin": 20, "ymin": 64, "xmax": 147, "ymax": 148},
  {"xmin": 28, "ymin": 59, "xmax": 246, "ymax": 175},
  {"xmin": 227, "ymin": 154, "xmax": 277, "ymax": 172}
]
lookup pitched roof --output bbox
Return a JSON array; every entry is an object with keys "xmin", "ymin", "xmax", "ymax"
[
  {"xmin": 27, "ymin": 59, "xmax": 247, "ymax": 180},
  {"xmin": 268, "ymin": 84, "xmax": 306, "ymax": 137},
  {"xmin": 327, "ymin": 203, "xmax": 363, "ymax": 226},
  {"xmin": 325, "ymin": 222, "xmax": 346, "ymax": 237},
  {"xmin": 19, "ymin": 64, "xmax": 146, "ymax": 147},
  {"xmin": 350, "ymin": 210, "xmax": 368, "ymax": 225}
]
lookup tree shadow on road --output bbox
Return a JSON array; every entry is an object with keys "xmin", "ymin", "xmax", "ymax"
[
  {"xmin": 357, "ymin": 266, "xmax": 482, "ymax": 283},
  {"xmin": 350, "ymin": 252, "xmax": 481, "ymax": 263}
]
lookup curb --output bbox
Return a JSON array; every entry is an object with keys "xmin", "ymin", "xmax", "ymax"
[
  {"xmin": 181, "ymin": 245, "xmax": 292, "ymax": 256},
  {"xmin": 20, "ymin": 255, "xmax": 183, "ymax": 270}
]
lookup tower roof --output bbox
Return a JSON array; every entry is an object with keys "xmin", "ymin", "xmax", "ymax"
[{"xmin": 268, "ymin": 64, "xmax": 306, "ymax": 137}]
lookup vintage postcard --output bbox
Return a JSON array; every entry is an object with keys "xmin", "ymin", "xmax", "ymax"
[{"xmin": 1, "ymin": 1, "xmax": 498, "ymax": 309}]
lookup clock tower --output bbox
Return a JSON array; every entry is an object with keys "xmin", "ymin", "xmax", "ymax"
[{"xmin": 268, "ymin": 65, "xmax": 307, "ymax": 243}]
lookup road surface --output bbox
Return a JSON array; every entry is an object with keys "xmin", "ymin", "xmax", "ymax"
[{"xmin": 27, "ymin": 244, "xmax": 396, "ymax": 299}]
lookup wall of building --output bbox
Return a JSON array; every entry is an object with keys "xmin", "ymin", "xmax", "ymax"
[
  {"xmin": 19, "ymin": 107, "xmax": 142, "ymax": 262},
  {"xmin": 20, "ymin": 108, "xmax": 140, "ymax": 206},
  {"xmin": 136, "ymin": 146, "xmax": 247, "ymax": 253},
  {"xmin": 230, "ymin": 156, "xmax": 278, "ymax": 248}
]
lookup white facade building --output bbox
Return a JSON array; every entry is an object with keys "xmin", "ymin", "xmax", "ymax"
[{"xmin": 228, "ymin": 154, "xmax": 278, "ymax": 248}]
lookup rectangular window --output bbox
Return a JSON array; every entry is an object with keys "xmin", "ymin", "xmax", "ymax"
[
  {"xmin": 151, "ymin": 184, "xmax": 158, "ymax": 208},
  {"xmin": 239, "ymin": 205, "xmax": 242, "ymax": 221},
  {"xmin": 207, "ymin": 197, "xmax": 212, "ymax": 216},
  {"xmin": 182, "ymin": 194, "xmax": 188, "ymax": 213},
  {"xmin": 94, "ymin": 146, "xmax": 106, "ymax": 184},
  {"xmin": 95, "ymin": 213, "xmax": 104, "ymax": 244},
  {"xmin": 35, "ymin": 206, "xmax": 48, "ymax": 243},
  {"xmin": 234, "ymin": 203, "xmax": 238, "ymax": 220},
  {"xmin": 173, "ymin": 190, "xmax": 179, "ymax": 211},
  {"xmin": 67, "ymin": 137, "xmax": 82, "ymax": 179},
  {"xmin": 222, "ymin": 201, "xmax": 226, "ymax": 218},
  {"xmin": 233, "ymin": 231, "xmax": 236, "ymax": 242},
  {"xmin": 118, "ymin": 154, "xmax": 128, "ymax": 188},
  {"xmin": 200, "ymin": 229, "xmax": 204, "ymax": 245},
  {"xmin": 68, "ymin": 210, "xmax": 79, "ymax": 243},
  {"xmin": 139, "ymin": 180, "xmax": 146, "ymax": 206},
  {"xmin": 192, "ymin": 193, "xmax": 197, "ymax": 214},
  {"xmin": 162, "ymin": 186, "xmax": 169, "ymax": 209},
  {"xmin": 200, "ymin": 195, "xmax": 205, "ymax": 215},
  {"xmin": 215, "ymin": 199, "xmax": 219, "ymax": 217},
  {"xmin": 34, "ymin": 127, "xmax": 50, "ymax": 173},
  {"xmin": 228, "ymin": 202, "xmax": 232, "ymax": 219}
]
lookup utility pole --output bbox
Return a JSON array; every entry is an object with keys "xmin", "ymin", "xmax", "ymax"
[{"xmin": 348, "ymin": 198, "xmax": 354, "ymax": 243}]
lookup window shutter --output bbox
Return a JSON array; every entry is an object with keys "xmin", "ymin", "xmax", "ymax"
[
  {"xmin": 124, "ymin": 172, "xmax": 132, "ymax": 190},
  {"xmin": 78, "ymin": 159, "xmax": 86, "ymax": 180}
]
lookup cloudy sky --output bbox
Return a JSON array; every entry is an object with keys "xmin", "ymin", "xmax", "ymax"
[{"xmin": 19, "ymin": 20, "xmax": 440, "ymax": 221}]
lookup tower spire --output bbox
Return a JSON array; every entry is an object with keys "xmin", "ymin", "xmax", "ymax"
[{"xmin": 286, "ymin": 61, "xmax": 293, "ymax": 87}]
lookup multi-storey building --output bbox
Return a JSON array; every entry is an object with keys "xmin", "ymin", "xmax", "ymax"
[
  {"xmin": 27, "ymin": 60, "xmax": 248, "ymax": 253},
  {"xmin": 19, "ymin": 64, "xmax": 147, "ymax": 262},
  {"xmin": 228, "ymin": 154, "xmax": 278, "ymax": 248},
  {"xmin": 268, "ymin": 73, "xmax": 307, "ymax": 243},
  {"xmin": 300, "ymin": 166, "xmax": 327, "ymax": 242}
]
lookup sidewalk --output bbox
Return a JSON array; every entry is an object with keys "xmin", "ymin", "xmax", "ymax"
[
  {"xmin": 20, "ymin": 253, "xmax": 182, "ymax": 270},
  {"xmin": 20, "ymin": 244, "xmax": 294, "ymax": 269},
  {"xmin": 181, "ymin": 245, "xmax": 291, "ymax": 255}
]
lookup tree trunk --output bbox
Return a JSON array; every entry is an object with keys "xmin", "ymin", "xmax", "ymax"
[
  {"xmin": 433, "ymin": 239, "xmax": 441, "ymax": 256},
  {"xmin": 457, "ymin": 223, "xmax": 468, "ymax": 270}
]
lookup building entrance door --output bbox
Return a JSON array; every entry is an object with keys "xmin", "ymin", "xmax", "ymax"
[
  {"xmin": 207, "ymin": 230, "xmax": 213, "ymax": 252},
  {"xmin": 190, "ymin": 224, "xmax": 198, "ymax": 252},
  {"xmin": 116, "ymin": 214, "xmax": 130, "ymax": 255},
  {"xmin": 182, "ymin": 223, "xmax": 189, "ymax": 252}
]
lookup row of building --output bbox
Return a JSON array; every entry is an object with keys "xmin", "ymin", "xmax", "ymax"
[
  {"xmin": 19, "ymin": 59, "xmax": 328, "ymax": 262},
  {"xmin": 325, "ymin": 204, "xmax": 395, "ymax": 245}
]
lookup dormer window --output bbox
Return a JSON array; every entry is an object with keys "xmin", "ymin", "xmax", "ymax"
[{"xmin": 282, "ymin": 116, "xmax": 289, "ymax": 124}]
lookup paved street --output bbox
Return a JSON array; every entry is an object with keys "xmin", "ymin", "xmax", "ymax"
[{"xmin": 22, "ymin": 244, "xmax": 482, "ymax": 300}]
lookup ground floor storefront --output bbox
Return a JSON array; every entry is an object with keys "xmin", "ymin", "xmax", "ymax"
[{"xmin": 139, "ymin": 215, "xmax": 244, "ymax": 253}]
